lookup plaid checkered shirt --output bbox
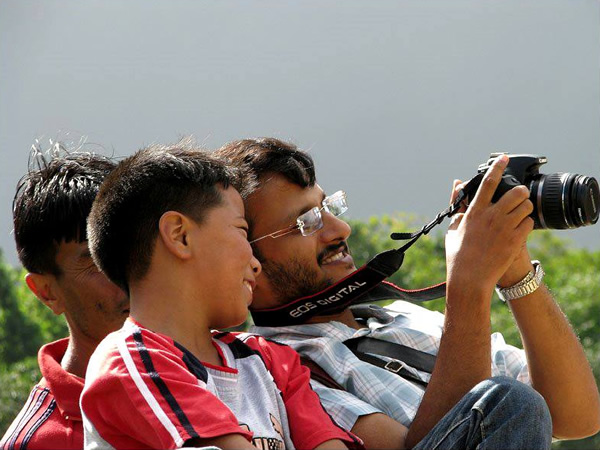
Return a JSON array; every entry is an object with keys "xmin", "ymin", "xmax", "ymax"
[{"xmin": 251, "ymin": 300, "xmax": 529, "ymax": 431}]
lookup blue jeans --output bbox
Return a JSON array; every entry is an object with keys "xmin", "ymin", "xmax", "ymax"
[{"xmin": 413, "ymin": 376, "xmax": 552, "ymax": 450}]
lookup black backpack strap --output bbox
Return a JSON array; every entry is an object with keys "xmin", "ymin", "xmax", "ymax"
[
  {"xmin": 343, "ymin": 336, "xmax": 436, "ymax": 388},
  {"xmin": 346, "ymin": 349, "xmax": 429, "ymax": 388},
  {"xmin": 344, "ymin": 337, "xmax": 436, "ymax": 373},
  {"xmin": 300, "ymin": 339, "xmax": 432, "ymax": 392},
  {"xmin": 300, "ymin": 356, "xmax": 346, "ymax": 391}
]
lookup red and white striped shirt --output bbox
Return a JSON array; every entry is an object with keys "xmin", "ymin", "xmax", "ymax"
[
  {"xmin": 1, "ymin": 339, "xmax": 84, "ymax": 450},
  {"xmin": 81, "ymin": 318, "xmax": 361, "ymax": 449}
]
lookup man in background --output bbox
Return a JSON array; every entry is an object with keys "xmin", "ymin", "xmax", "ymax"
[{"xmin": 1, "ymin": 142, "xmax": 128, "ymax": 449}]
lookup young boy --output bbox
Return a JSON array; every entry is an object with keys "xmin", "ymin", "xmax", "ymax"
[{"xmin": 81, "ymin": 142, "xmax": 361, "ymax": 449}]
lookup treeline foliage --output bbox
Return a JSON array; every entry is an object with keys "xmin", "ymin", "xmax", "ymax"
[
  {"xmin": 0, "ymin": 252, "xmax": 68, "ymax": 365},
  {"xmin": 0, "ymin": 249, "xmax": 69, "ymax": 435},
  {"xmin": 1, "ymin": 216, "xmax": 599, "ymax": 447}
]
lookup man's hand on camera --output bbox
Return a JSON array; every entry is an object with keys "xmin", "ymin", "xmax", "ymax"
[
  {"xmin": 445, "ymin": 154, "xmax": 535, "ymax": 294},
  {"xmin": 448, "ymin": 176, "xmax": 536, "ymax": 289}
]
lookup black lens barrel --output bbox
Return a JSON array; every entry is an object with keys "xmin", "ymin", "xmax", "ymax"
[
  {"xmin": 532, "ymin": 173, "xmax": 600, "ymax": 229},
  {"xmin": 574, "ymin": 175, "xmax": 600, "ymax": 225}
]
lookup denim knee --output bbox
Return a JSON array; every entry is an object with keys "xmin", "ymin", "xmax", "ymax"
[
  {"xmin": 476, "ymin": 376, "xmax": 552, "ymax": 434},
  {"xmin": 412, "ymin": 376, "xmax": 553, "ymax": 450}
]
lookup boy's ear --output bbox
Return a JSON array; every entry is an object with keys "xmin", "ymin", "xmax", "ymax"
[
  {"xmin": 25, "ymin": 273, "xmax": 65, "ymax": 315},
  {"xmin": 158, "ymin": 211, "xmax": 193, "ymax": 260}
]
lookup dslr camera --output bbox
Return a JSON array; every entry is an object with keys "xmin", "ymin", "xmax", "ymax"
[{"xmin": 466, "ymin": 153, "xmax": 599, "ymax": 229}]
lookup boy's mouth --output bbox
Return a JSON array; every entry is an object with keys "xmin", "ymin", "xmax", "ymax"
[{"xmin": 243, "ymin": 279, "xmax": 255, "ymax": 294}]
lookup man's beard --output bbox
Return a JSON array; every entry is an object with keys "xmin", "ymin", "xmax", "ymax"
[{"xmin": 260, "ymin": 257, "xmax": 334, "ymax": 306}]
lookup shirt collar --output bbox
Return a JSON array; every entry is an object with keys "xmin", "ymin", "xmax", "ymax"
[{"xmin": 38, "ymin": 338, "xmax": 85, "ymax": 420}]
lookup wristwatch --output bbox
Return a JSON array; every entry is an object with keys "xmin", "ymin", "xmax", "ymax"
[{"xmin": 496, "ymin": 260, "xmax": 545, "ymax": 302}]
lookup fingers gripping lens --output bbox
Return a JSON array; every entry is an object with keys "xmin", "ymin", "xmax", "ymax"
[{"xmin": 250, "ymin": 190, "xmax": 348, "ymax": 244}]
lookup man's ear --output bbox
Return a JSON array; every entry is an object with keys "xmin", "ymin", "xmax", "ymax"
[
  {"xmin": 25, "ymin": 273, "xmax": 65, "ymax": 315},
  {"xmin": 158, "ymin": 211, "xmax": 193, "ymax": 260}
]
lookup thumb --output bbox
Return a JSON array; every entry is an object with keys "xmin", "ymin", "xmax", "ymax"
[{"xmin": 450, "ymin": 179, "xmax": 467, "ymax": 213}]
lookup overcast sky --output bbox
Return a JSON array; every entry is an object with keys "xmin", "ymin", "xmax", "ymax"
[{"xmin": 1, "ymin": 0, "xmax": 599, "ymax": 267}]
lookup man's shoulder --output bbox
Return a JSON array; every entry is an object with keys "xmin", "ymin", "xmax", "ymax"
[
  {"xmin": 1, "ymin": 383, "xmax": 83, "ymax": 450},
  {"xmin": 36, "ymin": 339, "xmax": 85, "ymax": 422},
  {"xmin": 249, "ymin": 321, "xmax": 332, "ymax": 342},
  {"xmin": 381, "ymin": 299, "xmax": 442, "ymax": 316}
]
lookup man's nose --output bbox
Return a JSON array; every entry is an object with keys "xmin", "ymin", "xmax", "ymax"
[
  {"xmin": 319, "ymin": 211, "xmax": 351, "ymax": 243},
  {"xmin": 251, "ymin": 255, "xmax": 262, "ymax": 276}
]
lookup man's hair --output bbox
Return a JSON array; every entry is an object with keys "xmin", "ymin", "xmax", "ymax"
[
  {"xmin": 87, "ymin": 139, "xmax": 238, "ymax": 294},
  {"xmin": 13, "ymin": 141, "xmax": 116, "ymax": 276},
  {"xmin": 214, "ymin": 137, "xmax": 316, "ymax": 198}
]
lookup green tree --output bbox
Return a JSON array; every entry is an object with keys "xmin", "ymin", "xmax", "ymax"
[
  {"xmin": 0, "ymin": 250, "xmax": 45, "ymax": 365},
  {"xmin": 12, "ymin": 266, "xmax": 69, "ymax": 345},
  {"xmin": 0, "ymin": 250, "xmax": 68, "ymax": 435}
]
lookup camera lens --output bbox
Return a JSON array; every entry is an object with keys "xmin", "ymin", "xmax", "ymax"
[{"xmin": 530, "ymin": 173, "xmax": 600, "ymax": 229}]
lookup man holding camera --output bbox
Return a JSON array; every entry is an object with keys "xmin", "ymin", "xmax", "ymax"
[{"xmin": 216, "ymin": 138, "xmax": 600, "ymax": 448}]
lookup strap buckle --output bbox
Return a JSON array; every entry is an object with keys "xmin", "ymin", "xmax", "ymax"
[{"xmin": 384, "ymin": 359, "xmax": 405, "ymax": 373}]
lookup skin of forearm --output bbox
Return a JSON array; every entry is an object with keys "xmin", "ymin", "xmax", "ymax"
[
  {"xmin": 405, "ymin": 282, "xmax": 493, "ymax": 448},
  {"xmin": 405, "ymin": 159, "xmax": 541, "ymax": 447},
  {"xmin": 509, "ymin": 285, "xmax": 600, "ymax": 439}
]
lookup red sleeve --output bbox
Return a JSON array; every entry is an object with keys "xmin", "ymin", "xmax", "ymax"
[
  {"xmin": 246, "ymin": 335, "xmax": 363, "ymax": 449},
  {"xmin": 81, "ymin": 329, "xmax": 253, "ymax": 449}
]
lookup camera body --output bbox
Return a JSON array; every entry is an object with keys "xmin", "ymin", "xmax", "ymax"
[{"xmin": 468, "ymin": 152, "xmax": 599, "ymax": 229}]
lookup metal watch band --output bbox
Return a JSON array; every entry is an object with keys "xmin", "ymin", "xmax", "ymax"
[{"xmin": 496, "ymin": 260, "xmax": 544, "ymax": 302}]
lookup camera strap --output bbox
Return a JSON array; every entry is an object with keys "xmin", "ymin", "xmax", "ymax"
[{"xmin": 251, "ymin": 186, "xmax": 472, "ymax": 327}]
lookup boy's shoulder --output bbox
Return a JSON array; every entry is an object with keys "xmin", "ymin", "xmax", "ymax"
[
  {"xmin": 86, "ymin": 319, "xmax": 204, "ymax": 386},
  {"xmin": 90, "ymin": 319, "xmax": 169, "ymax": 358},
  {"xmin": 81, "ymin": 322, "xmax": 250, "ymax": 449}
]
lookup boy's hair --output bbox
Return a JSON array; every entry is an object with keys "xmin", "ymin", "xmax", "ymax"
[
  {"xmin": 87, "ymin": 140, "xmax": 238, "ymax": 294},
  {"xmin": 214, "ymin": 137, "xmax": 316, "ymax": 198},
  {"xmin": 13, "ymin": 141, "xmax": 116, "ymax": 276}
]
